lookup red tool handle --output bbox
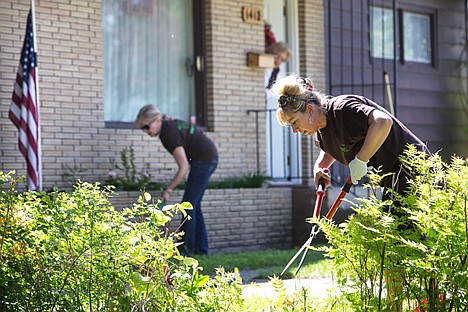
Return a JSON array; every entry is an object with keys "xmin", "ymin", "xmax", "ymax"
[
  {"xmin": 325, "ymin": 176, "xmax": 352, "ymax": 220},
  {"xmin": 312, "ymin": 178, "xmax": 326, "ymax": 218},
  {"xmin": 312, "ymin": 168, "xmax": 329, "ymax": 218}
]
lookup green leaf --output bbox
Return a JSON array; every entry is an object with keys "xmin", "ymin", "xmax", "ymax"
[
  {"xmin": 180, "ymin": 202, "xmax": 193, "ymax": 210},
  {"xmin": 195, "ymin": 274, "xmax": 209, "ymax": 287},
  {"xmin": 131, "ymin": 271, "xmax": 151, "ymax": 285}
]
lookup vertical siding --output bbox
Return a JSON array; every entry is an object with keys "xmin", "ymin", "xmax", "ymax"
[{"xmin": 325, "ymin": 0, "xmax": 468, "ymax": 160}]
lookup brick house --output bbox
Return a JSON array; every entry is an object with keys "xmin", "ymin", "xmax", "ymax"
[
  {"xmin": 1, "ymin": 0, "xmax": 467, "ymax": 253},
  {"xmin": 0, "ymin": 0, "xmax": 325, "ymax": 253}
]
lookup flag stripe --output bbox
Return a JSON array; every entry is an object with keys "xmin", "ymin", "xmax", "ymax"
[{"xmin": 9, "ymin": 9, "xmax": 41, "ymax": 191}]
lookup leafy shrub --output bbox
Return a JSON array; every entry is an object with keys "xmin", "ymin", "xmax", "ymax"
[
  {"xmin": 62, "ymin": 164, "xmax": 88, "ymax": 187},
  {"xmin": 106, "ymin": 146, "xmax": 164, "ymax": 191},
  {"xmin": 104, "ymin": 146, "xmax": 268, "ymax": 191},
  {"xmin": 316, "ymin": 148, "xmax": 468, "ymax": 311},
  {"xmin": 0, "ymin": 171, "xmax": 245, "ymax": 311},
  {"xmin": 105, "ymin": 146, "xmax": 268, "ymax": 191},
  {"xmin": 207, "ymin": 173, "xmax": 269, "ymax": 189}
]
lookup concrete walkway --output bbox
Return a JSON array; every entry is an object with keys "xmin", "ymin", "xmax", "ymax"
[
  {"xmin": 239, "ymin": 269, "xmax": 336, "ymax": 299},
  {"xmin": 242, "ymin": 277, "xmax": 335, "ymax": 299}
]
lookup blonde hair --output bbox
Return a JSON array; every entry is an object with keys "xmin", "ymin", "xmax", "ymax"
[
  {"xmin": 135, "ymin": 104, "xmax": 167, "ymax": 128},
  {"xmin": 273, "ymin": 75, "xmax": 324, "ymax": 126}
]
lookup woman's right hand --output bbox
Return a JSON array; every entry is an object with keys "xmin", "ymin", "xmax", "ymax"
[
  {"xmin": 314, "ymin": 167, "xmax": 330, "ymax": 189},
  {"xmin": 313, "ymin": 151, "xmax": 335, "ymax": 188},
  {"xmin": 162, "ymin": 189, "xmax": 172, "ymax": 202}
]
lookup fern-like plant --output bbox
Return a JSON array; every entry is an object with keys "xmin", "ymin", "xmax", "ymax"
[{"xmin": 316, "ymin": 149, "xmax": 468, "ymax": 311}]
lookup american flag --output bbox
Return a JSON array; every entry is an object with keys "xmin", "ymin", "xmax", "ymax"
[{"xmin": 9, "ymin": 9, "xmax": 41, "ymax": 191}]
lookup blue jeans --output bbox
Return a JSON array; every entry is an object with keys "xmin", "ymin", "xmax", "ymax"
[{"xmin": 179, "ymin": 157, "xmax": 218, "ymax": 256}]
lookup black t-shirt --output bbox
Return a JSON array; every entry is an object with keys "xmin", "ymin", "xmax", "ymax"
[
  {"xmin": 317, "ymin": 95, "xmax": 429, "ymax": 175},
  {"xmin": 159, "ymin": 119, "xmax": 218, "ymax": 162}
]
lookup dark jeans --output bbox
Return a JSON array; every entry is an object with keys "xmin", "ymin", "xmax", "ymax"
[{"xmin": 179, "ymin": 157, "xmax": 218, "ymax": 256}]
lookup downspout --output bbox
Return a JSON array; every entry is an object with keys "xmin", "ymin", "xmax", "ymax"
[{"xmin": 393, "ymin": 0, "xmax": 398, "ymax": 117}]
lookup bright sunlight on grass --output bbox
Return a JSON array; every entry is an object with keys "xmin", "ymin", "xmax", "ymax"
[{"xmin": 194, "ymin": 247, "xmax": 334, "ymax": 280}]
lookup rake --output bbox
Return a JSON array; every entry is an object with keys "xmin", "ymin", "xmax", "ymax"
[{"xmin": 281, "ymin": 175, "xmax": 353, "ymax": 276}]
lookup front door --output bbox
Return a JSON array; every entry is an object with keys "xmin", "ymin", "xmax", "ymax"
[{"xmin": 264, "ymin": 0, "xmax": 301, "ymax": 183}]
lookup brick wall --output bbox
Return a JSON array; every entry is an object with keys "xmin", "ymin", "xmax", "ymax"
[
  {"xmin": 297, "ymin": 0, "xmax": 326, "ymax": 184},
  {"xmin": 298, "ymin": 0, "xmax": 326, "ymax": 90},
  {"xmin": 206, "ymin": 0, "xmax": 267, "ymax": 176},
  {"xmin": 0, "ymin": 0, "xmax": 269, "ymax": 191},
  {"xmin": 110, "ymin": 187, "xmax": 293, "ymax": 253}
]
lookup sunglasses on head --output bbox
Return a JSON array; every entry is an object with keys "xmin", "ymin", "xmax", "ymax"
[{"xmin": 278, "ymin": 95, "xmax": 316, "ymax": 107}]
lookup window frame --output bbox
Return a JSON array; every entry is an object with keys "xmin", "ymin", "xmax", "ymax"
[
  {"xmin": 370, "ymin": 6, "xmax": 397, "ymax": 61},
  {"xmin": 370, "ymin": 3, "xmax": 437, "ymax": 68},
  {"xmin": 398, "ymin": 5, "xmax": 438, "ymax": 68},
  {"xmin": 192, "ymin": 0, "xmax": 208, "ymax": 128},
  {"xmin": 104, "ymin": 0, "xmax": 208, "ymax": 130}
]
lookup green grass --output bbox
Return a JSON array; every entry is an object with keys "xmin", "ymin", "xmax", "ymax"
[{"xmin": 194, "ymin": 247, "xmax": 334, "ymax": 280}]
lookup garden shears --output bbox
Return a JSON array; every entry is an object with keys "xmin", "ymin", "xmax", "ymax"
[{"xmin": 281, "ymin": 175, "xmax": 353, "ymax": 276}]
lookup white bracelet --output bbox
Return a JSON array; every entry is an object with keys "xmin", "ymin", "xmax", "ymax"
[{"xmin": 165, "ymin": 188, "xmax": 173, "ymax": 194}]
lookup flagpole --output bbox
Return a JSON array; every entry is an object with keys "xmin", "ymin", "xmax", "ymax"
[{"xmin": 31, "ymin": 0, "xmax": 42, "ymax": 192}]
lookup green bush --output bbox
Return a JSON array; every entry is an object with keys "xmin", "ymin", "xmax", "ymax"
[
  {"xmin": 0, "ymin": 171, "xmax": 245, "ymax": 311},
  {"xmin": 316, "ymin": 148, "xmax": 468, "ymax": 311},
  {"xmin": 207, "ymin": 173, "xmax": 268, "ymax": 189},
  {"xmin": 106, "ymin": 146, "xmax": 164, "ymax": 191},
  {"xmin": 105, "ymin": 146, "xmax": 268, "ymax": 191}
]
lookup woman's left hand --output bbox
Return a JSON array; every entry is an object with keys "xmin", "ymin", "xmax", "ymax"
[{"xmin": 348, "ymin": 156, "xmax": 369, "ymax": 184}]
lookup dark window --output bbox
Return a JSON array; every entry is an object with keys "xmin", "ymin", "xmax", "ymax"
[{"xmin": 370, "ymin": 5, "xmax": 435, "ymax": 65}]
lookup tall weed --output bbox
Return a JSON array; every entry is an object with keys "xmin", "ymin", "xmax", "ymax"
[{"xmin": 316, "ymin": 148, "xmax": 468, "ymax": 311}]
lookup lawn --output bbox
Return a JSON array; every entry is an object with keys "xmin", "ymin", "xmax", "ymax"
[{"xmin": 194, "ymin": 246, "xmax": 334, "ymax": 281}]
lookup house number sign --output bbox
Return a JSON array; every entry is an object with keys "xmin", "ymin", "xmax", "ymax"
[{"xmin": 242, "ymin": 6, "xmax": 263, "ymax": 25}]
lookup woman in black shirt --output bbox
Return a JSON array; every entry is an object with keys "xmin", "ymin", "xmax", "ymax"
[
  {"xmin": 273, "ymin": 74, "xmax": 430, "ymax": 195},
  {"xmin": 136, "ymin": 104, "xmax": 218, "ymax": 256}
]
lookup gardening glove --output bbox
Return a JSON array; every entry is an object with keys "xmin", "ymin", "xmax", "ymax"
[{"xmin": 348, "ymin": 156, "xmax": 369, "ymax": 184}]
